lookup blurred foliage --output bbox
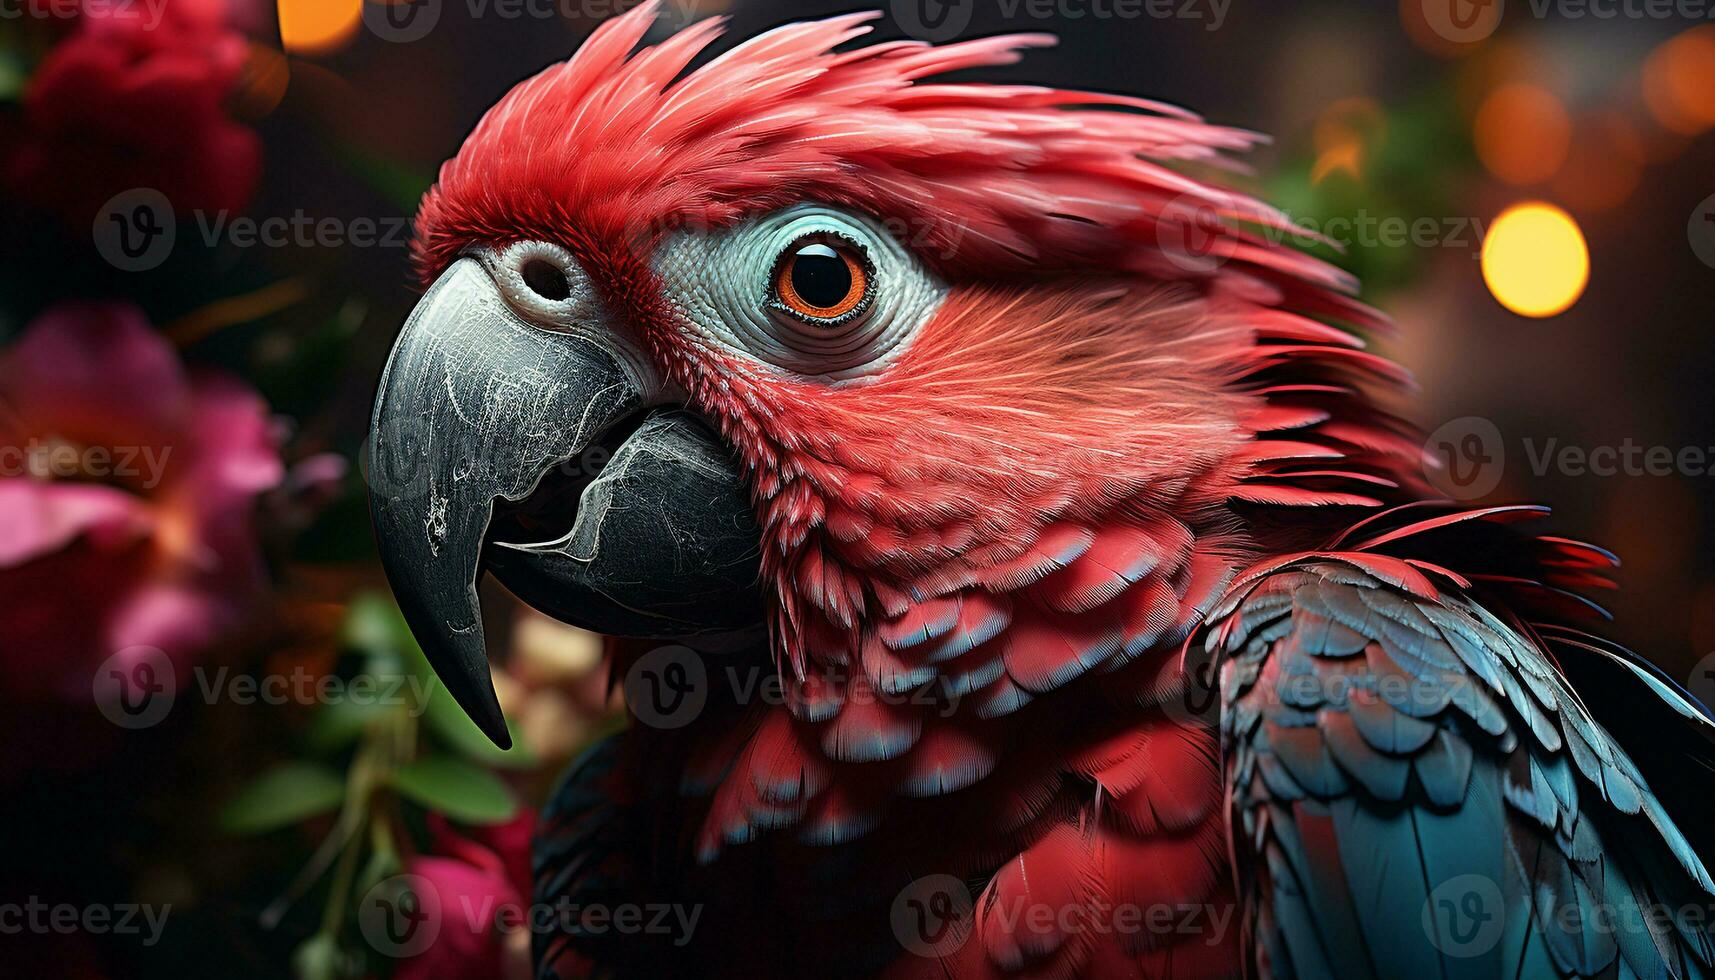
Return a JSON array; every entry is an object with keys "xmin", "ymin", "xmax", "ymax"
[
  {"xmin": 214, "ymin": 594, "xmax": 537, "ymax": 978},
  {"xmin": 1266, "ymin": 89, "xmax": 1479, "ymax": 294}
]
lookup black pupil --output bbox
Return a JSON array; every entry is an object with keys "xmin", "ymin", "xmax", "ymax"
[
  {"xmin": 522, "ymin": 259, "xmax": 571, "ymax": 302},
  {"xmin": 790, "ymin": 243, "xmax": 851, "ymax": 310}
]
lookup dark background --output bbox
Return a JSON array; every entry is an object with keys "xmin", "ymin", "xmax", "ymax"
[
  {"xmin": 2, "ymin": 0, "xmax": 1713, "ymax": 976},
  {"xmin": 271, "ymin": 0, "xmax": 1715, "ymax": 685}
]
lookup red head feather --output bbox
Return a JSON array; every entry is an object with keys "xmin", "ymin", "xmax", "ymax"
[{"xmin": 413, "ymin": 1, "xmax": 1426, "ymax": 872}]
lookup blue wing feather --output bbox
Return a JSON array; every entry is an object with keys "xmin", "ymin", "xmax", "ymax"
[{"xmin": 1208, "ymin": 557, "xmax": 1715, "ymax": 979}]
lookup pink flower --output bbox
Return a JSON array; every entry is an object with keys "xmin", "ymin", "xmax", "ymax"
[
  {"xmin": 428, "ymin": 811, "xmax": 536, "ymax": 900},
  {"xmin": 397, "ymin": 817, "xmax": 535, "ymax": 980},
  {"xmin": 2, "ymin": 0, "xmax": 260, "ymax": 227},
  {"xmin": 0, "ymin": 302, "xmax": 282, "ymax": 706}
]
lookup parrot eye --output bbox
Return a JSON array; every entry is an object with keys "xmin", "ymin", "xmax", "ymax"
[
  {"xmin": 652, "ymin": 204, "xmax": 946, "ymax": 380},
  {"xmin": 769, "ymin": 235, "xmax": 872, "ymax": 325}
]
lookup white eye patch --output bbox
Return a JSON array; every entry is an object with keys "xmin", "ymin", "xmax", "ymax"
[{"xmin": 652, "ymin": 204, "xmax": 946, "ymax": 381}]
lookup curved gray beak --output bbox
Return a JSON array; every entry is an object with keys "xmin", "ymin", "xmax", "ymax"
[{"xmin": 368, "ymin": 257, "xmax": 762, "ymax": 747}]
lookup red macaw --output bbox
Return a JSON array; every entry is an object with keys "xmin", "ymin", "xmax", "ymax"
[{"xmin": 368, "ymin": 4, "xmax": 1715, "ymax": 977}]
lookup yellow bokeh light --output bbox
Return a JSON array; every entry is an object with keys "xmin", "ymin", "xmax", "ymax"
[
  {"xmin": 278, "ymin": 0, "xmax": 362, "ymax": 55},
  {"xmin": 1480, "ymin": 203, "xmax": 1589, "ymax": 318}
]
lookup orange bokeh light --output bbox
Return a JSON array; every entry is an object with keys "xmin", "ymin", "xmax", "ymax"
[
  {"xmin": 1643, "ymin": 26, "xmax": 1715, "ymax": 134},
  {"xmin": 278, "ymin": 0, "xmax": 362, "ymax": 56},
  {"xmin": 1310, "ymin": 97, "xmax": 1384, "ymax": 184},
  {"xmin": 1473, "ymin": 83, "xmax": 1571, "ymax": 185},
  {"xmin": 1399, "ymin": 0, "xmax": 1492, "ymax": 58}
]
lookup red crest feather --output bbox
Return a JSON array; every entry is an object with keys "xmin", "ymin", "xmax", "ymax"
[{"xmin": 425, "ymin": 10, "xmax": 1429, "ymax": 960}]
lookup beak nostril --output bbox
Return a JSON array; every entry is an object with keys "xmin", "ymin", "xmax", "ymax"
[{"xmin": 521, "ymin": 258, "xmax": 572, "ymax": 302}]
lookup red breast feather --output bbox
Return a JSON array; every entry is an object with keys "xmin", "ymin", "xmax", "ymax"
[{"xmin": 413, "ymin": 4, "xmax": 1429, "ymax": 975}]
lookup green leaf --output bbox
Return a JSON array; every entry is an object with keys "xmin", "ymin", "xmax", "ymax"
[
  {"xmin": 390, "ymin": 755, "xmax": 518, "ymax": 825},
  {"xmin": 301, "ymin": 695, "xmax": 387, "ymax": 755},
  {"xmin": 292, "ymin": 933, "xmax": 348, "ymax": 980},
  {"xmin": 221, "ymin": 763, "xmax": 346, "ymax": 835},
  {"xmin": 421, "ymin": 681, "xmax": 537, "ymax": 770},
  {"xmin": 341, "ymin": 593, "xmax": 409, "ymax": 657}
]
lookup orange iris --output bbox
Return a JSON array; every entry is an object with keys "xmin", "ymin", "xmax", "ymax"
[{"xmin": 774, "ymin": 242, "xmax": 867, "ymax": 320}]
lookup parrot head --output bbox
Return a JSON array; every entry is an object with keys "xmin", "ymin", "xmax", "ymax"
[{"xmin": 370, "ymin": 1, "xmax": 1418, "ymax": 753}]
